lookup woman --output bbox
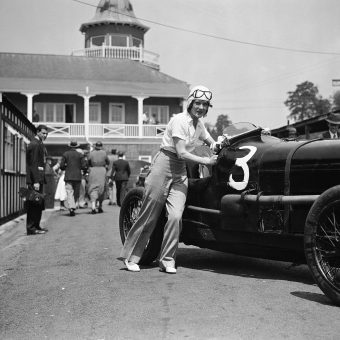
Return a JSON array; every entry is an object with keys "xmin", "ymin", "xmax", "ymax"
[
  {"xmin": 87, "ymin": 141, "xmax": 109, "ymax": 214},
  {"xmin": 120, "ymin": 85, "xmax": 218, "ymax": 274}
]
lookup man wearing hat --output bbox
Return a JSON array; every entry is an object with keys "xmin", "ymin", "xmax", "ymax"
[
  {"xmin": 60, "ymin": 141, "xmax": 87, "ymax": 216},
  {"xmin": 112, "ymin": 151, "xmax": 131, "ymax": 207},
  {"xmin": 321, "ymin": 109, "xmax": 340, "ymax": 139}
]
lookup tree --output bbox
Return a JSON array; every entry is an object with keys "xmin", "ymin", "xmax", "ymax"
[
  {"xmin": 284, "ymin": 81, "xmax": 331, "ymax": 122},
  {"xmin": 214, "ymin": 114, "xmax": 232, "ymax": 136}
]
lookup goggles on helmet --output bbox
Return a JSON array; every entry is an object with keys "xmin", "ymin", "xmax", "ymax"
[{"xmin": 190, "ymin": 89, "xmax": 213, "ymax": 101}]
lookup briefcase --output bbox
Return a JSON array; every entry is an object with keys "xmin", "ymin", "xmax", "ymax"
[{"xmin": 19, "ymin": 187, "xmax": 45, "ymax": 206}]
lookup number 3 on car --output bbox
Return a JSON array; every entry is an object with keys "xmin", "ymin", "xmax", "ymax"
[{"xmin": 229, "ymin": 146, "xmax": 257, "ymax": 190}]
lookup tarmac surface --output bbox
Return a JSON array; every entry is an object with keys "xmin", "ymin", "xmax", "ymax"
[
  {"xmin": 0, "ymin": 208, "xmax": 55, "ymax": 250},
  {"xmin": 1, "ymin": 202, "xmax": 340, "ymax": 339}
]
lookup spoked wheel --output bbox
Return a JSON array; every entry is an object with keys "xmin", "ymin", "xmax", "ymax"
[
  {"xmin": 305, "ymin": 185, "xmax": 340, "ymax": 306},
  {"xmin": 119, "ymin": 187, "xmax": 164, "ymax": 265}
]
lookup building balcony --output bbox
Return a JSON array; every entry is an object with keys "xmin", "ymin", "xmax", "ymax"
[
  {"xmin": 37, "ymin": 122, "xmax": 166, "ymax": 140},
  {"xmin": 72, "ymin": 46, "xmax": 160, "ymax": 70}
]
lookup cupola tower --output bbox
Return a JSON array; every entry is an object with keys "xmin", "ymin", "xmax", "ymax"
[{"xmin": 74, "ymin": 0, "xmax": 159, "ymax": 69}]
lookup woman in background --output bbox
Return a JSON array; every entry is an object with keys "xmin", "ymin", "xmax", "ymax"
[{"xmin": 87, "ymin": 141, "xmax": 109, "ymax": 214}]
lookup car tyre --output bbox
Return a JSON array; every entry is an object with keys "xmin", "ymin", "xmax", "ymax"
[
  {"xmin": 119, "ymin": 187, "xmax": 165, "ymax": 265},
  {"xmin": 304, "ymin": 185, "xmax": 340, "ymax": 306}
]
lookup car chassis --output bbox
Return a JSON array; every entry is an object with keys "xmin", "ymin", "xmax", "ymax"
[{"xmin": 120, "ymin": 122, "xmax": 340, "ymax": 306}]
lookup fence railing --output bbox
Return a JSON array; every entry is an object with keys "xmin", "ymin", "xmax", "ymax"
[
  {"xmin": 0, "ymin": 96, "xmax": 36, "ymax": 225},
  {"xmin": 38, "ymin": 122, "xmax": 166, "ymax": 139}
]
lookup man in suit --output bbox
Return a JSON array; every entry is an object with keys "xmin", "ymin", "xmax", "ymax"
[
  {"xmin": 112, "ymin": 152, "xmax": 131, "ymax": 206},
  {"xmin": 26, "ymin": 124, "xmax": 49, "ymax": 235},
  {"xmin": 321, "ymin": 109, "xmax": 340, "ymax": 139},
  {"xmin": 60, "ymin": 141, "xmax": 87, "ymax": 216}
]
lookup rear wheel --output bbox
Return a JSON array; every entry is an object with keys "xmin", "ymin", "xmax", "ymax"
[
  {"xmin": 119, "ymin": 187, "xmax": 164, "ymax": 265},
  {"xmin": 304, "ymin": 185, "xmax": 340, "ymax": 306}
]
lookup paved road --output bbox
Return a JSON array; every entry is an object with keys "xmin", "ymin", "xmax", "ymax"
[{"xmin": 0, "ymin": 202, "xmax": 340, "ymax": 340}]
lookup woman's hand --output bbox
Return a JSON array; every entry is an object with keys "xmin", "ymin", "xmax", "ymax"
[{"xmin": 203, "ymin": 155, "xmax": 218, "ymax": 165}]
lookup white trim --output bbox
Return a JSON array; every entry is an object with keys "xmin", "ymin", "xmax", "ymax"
[{"xmin": 138, "ymin": 155, "xmax": 151, "ymax": 163}]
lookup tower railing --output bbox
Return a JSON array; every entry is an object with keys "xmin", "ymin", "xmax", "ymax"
[{"xmin": 72, "ymin": 46, "xmax": 160, "ymax": 70}]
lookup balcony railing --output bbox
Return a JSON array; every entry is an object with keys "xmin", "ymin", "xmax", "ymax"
[
  {"xmin": 38, "ymin": 123, "xmax": 166, "ymax": 139},
  {"xmin": 72, "ymin": 46, "xmax": 160, "ymax": 70}
]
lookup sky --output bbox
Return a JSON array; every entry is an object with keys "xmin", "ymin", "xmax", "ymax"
[{"xmin": 1, "ymin": 0, "xmax": 340, "ymax": 129}]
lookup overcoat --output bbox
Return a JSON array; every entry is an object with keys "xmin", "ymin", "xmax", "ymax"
[
  {"xmin": 112, "ymin": 159, "xmax": 131, "ymax": 181},
  {"xmin": 60, "ymin": 149, "xmax": 87, "ymax": 181},
  {"xmin": 26, "ymin": 137, "xmax": 46, "ymax": 185}
]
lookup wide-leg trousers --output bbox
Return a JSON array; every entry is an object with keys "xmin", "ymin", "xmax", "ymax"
[
  {"xmin": 65, "ymin": 181, "xmax": 80, "ymax": 210},
  {"xmin": 120, "ymin": 150, "xmax": 188, "ymax": 269}
]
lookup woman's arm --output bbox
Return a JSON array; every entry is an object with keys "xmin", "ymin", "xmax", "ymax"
[{"xmin": 174, "ymin": 137, "xmax": 217, "ymax": 165}]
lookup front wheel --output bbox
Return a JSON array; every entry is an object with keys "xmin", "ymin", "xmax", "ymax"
[
  {"xmin": 304, "ymin": 185, "xmax": 340, "ymax": 306},
  {"xmin": 119, "ymin": 187, "xmax": 165, "ymax": 265}
]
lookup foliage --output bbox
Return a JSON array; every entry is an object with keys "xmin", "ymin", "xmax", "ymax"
[
  {"xmin": 205, "ymin": 114, "xmax": 232, "ymax": 139},
  {"xmin": 215, "ymin": 114, "xmax": 232, "ymax": 136},
  {"xmin": 284, "ymin": 81, "xmax": 331, "ymax": 122}
]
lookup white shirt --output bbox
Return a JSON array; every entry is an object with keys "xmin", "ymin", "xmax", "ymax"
[
  {"xmin": 160, "ymin": 111, "xmax": 211, "ymax": 153},
  {"xmin": 330, "ymin": 131, "xmax": 338, "ymax": 139}
]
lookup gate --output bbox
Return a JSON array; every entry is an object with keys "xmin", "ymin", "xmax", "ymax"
[{"xmin": 0, "ymin": 96, "xmax": 35, "ymax": 225}]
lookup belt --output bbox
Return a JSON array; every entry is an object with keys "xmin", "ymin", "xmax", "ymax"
[{"xmin": 160, "ymin": 148, "xmax": 178, "ymax": 158}]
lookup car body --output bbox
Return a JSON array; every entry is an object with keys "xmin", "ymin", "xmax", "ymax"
[
  {"xmin": 120, "ymin": 122, "xmax": 340, "ymax": 306},
  {"xmin": 135, "ymin": 164, "xmax": 150, "ymax": 187}
]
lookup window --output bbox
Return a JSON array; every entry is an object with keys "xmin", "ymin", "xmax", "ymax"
[
  {"xmin": 143, "ymin": 105, "xmax": 169, "ymax": 124},
  {"xmin": 132, "ymin": 37, "xmax": 142, "ymax": 47},
  {"xmin": 139, "ymin": 155, "xmax": 151, "ymax": 163},
  {"xmin": 34, "ymin": 103, "xmax": 76, "ymax": 123},
  {"xmin": 4, "ymin": 124, "xmax": 14, "ymax": 171},
  {"xmin": 91, "ymin": 35, "xmax": 105, "ymax": 47},
  {"xmin": 110, "ymin": 35, "xmax": 128, "ymax": 47},
  {"xmin": 109, "ymin": 103, "xmax": 125, "ymax": 123},
  {"xmin": 89, "ymin": 102, "xmax": 101, "ymax": 123}
]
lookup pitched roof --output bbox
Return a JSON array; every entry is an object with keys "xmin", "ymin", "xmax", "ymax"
[
  {"xmin": 0, "ymin": 53, "xmax": 189, "ymax": 97},
  {"xmin": 80, "ymin": 0, "xmax": 149, "ymax": 32}
]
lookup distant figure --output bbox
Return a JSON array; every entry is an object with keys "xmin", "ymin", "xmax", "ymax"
[
  {"xmin": 149, "ymin": 113, "xmax": 159, "ymax": 125},
  {"xmin": 76, "ymin": 148, "xmax": 88, "ymax": 208},
  {"xmin": 60, "ymin": 140, "xmax": 87, "ymax": 217},
  {"xmin": 32, "ymin": 110, "xmax": 40, "ymax": 122},
  {"xmin": 87, "ymin": 141, "xmax": 109, "ymax": 214},
  {"xmin": 261, "ymin": 127, "xmax": 271, "ymax": 136},
  {"xmin": 321, "ymin": 109, "xmax": 340, "ymax": 139},
  {"xmin": 107, "ymin": 149, "xmax": 118, "ymax": 206},
  {"xmin": 287, "ymin": 126, "xmax": 297, "ymax": 140},
  {"xmin": 142, "ymin": 113, "xmax": 148, "ymax": 124},
  {"xmin": 112, "ymin": 151, "xmax": 131, "ymax": 207},
  {"xmin": 54, "ymin": 170, "xmax": 67, "ymax": 210}
]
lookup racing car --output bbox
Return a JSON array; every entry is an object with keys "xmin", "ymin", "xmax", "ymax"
[{"xmin": 119, "ymin": 122, "xmax": 340, "ymax": 306}]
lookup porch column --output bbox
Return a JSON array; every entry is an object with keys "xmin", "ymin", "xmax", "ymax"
[
  {"xmin": 81, "ymin": 94, "xmax": 93, "ymax": 141},
  {"xmin": 21, "ymin": 92, "xmax": 38, "ymax": 121},
  {"xmin": 133, "ymin": 96, "xmax": 149, "ymax": 138}
]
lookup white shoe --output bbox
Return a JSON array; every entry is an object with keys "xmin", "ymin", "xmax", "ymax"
[
  {"xmin": 124, "ymin": 259, "xmax": 140, "ymax": 272},
  {"xmin": 160, "ymin": 267, "xmax": 177, "ymax": 274}
]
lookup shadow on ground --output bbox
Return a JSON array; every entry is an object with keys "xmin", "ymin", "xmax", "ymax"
[{"xmin": 176, "ymin": 246, "xmax": 314, "ymax": 285}]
